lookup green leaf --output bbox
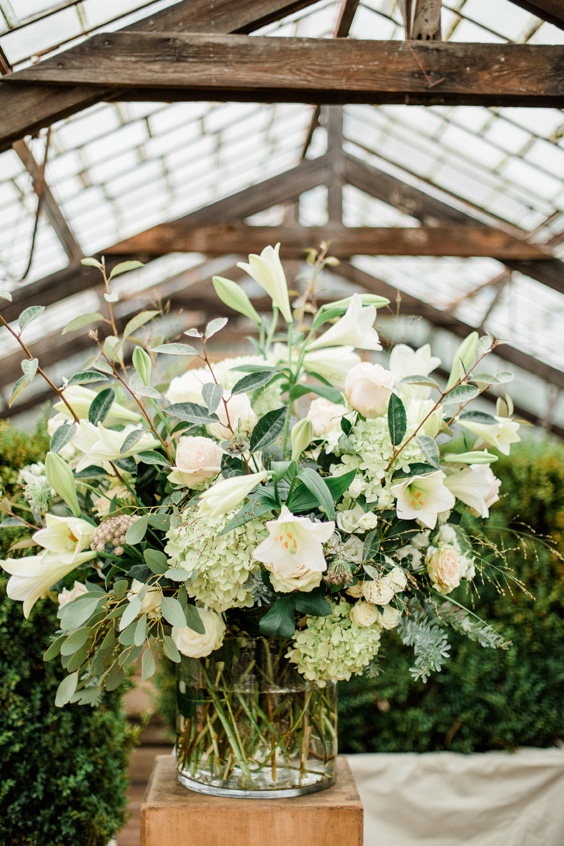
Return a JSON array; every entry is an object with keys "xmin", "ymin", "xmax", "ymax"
[
  {"xmin": 67, "ymin": 370, "xmax": 109, "ymax": 386},
  {"xmin": 142, "ymin": 647, "xmax": 156, "ymax": 680},
  {"xmin": 120, "ymin": 428, "xmax": 145, "ymax": 455},
  {"xmin": 231, "ymin": 370, "xmax": 277, "ymax": 395},
  {"xmin": 21, "ymin": 357, "xmax": 38, "ymax": 382},
  {"xmin": 0, "ymin": 290, "xmax": 13, "ymax": 301},
  {"xmin": 294, "ymin": 593, "xmax": 332, "ymax": 617},
  {"xmin": 161, "ymin": 595, "xmax": 188, "ymax": 628},
  {"xmin": 60, "ymin": 627, "xmax": 93, "ymax": 656},
  {"xmin": 9, "ymin": 375, "xmax": 29, "ymax": 407},
  {"xmin": 144, "ymin": 548, "xmax": 169, "ymax": 575},
  {"xmin": 148, "ymin": 512, "xmax": 171, "ymax": 531},
  {"xmin": 202, "ymin": 382, "xmax": 223, "ymax": 413},
  {"xmin": 106, "ymin": 664, "xmax": 125, "ymax": 691},
  {"xmin": 297, "ymin": 468, "xmax": 335, "ymax": 520},
  {"xmin": 134, "ymin": 614, "xmax": 148, "ymax": 647},
  {"xmin": 221, "ymin": 500, "xmax": 273, "ymax": 534},
  {"xmin": 129, "ymin": 373, "xmax": 161, "ymax": 400},
  {"xmin": 88, "ymin": 387, "xmax": 115, "ymax": 425},
  {"xmin": 62, "ymin": 312, "xmax": 105, "ymax": 334},
  {"xmin": 55, "ymin": 671, "xmax": 78, "ymax": 707},
  {"xmin": 137, "ymin": 450, "xmax": 170, "ymax": 467},
  {"xmin": 442, "ymin": 384, "xmax": 480, "ymax": 406},
  {"xmin": 126, "ymin": 515, "xmax": 148, "ymax": 544},
  {"xmin": 120, "ymin": 596, "xmax": 142, "ymax": 631},
  {"xmin": 288, "ymin": 383, "xmax": 344, "ymax": 404},
  {"xmin": 205, "ymin": 317, "xmax": 228, "ymax": 339},
  {"xmin": 416, "ymin": 435, "xmax": 440, "ymax": 469},
  {"xmin": 325, "ymin": 470, "xmax": 357, "ymax": 501},
  {"xmin": 165, "ymin": 568, "xmax": 190, "ymax": 581},
  {"xmin": 109, "ymin": 260, "xmax": 144, "ymax": 279},
  {"xmin": 388, "ymin": 394, "xmax": 407, "ymax": 446},
  {"xmin": 43, "ymin": 634, "xmax": 67, "ymax": 662},
  {"xmin": 392, "ymin": 463, "xmax": 438, "ymax": 480},
  {"xmin": 459, "ymin": 410, "xmax": 498, "ymax": 425},
  {"xmin": 81, "ymin": 257, "xmax": 103, "ymax": 269},
  {"xmin": 259, "ymin": 597, "xmax": 296, "ymax": 638},
  {"xmin": 164, "ymin": 402, "xmax": 219, "ymax": 425},
  {"xmin": 151, "ymin": 343, "xmax": 198, "ymax": 356},
  {"xmin": 249, "ymin": 407, "xmax": 288, "ymax": 453},
  {"xmin": 19, "ymin": 305, "xmax": 44, "ymax": 332},
  {"xmin": 363, "ymin": 529, "xmax": 380, "ymax": 560},
  {"xmin": 123, "ymin": 310, "xmax": 160, "ymax": 339},
  {"xmin": 163, "ymin": 634, "xmax": 181, "ymax": 663},
  {"xmin": 114, "ymin": 579, "xmax": 129, "ymax": 600},
  {"xmin": 400, "ymin": 374, "xmax": 441, "ymax": 390},
  {"xmin": 59, "ymin": 594, "xmax": 105, "ymax": 631},
  {"xmin": 50, "ymin": 422, "xmax": 74, "ymax": 455},
  {"xmin": 184, "ymin": 604, "xmax": 205, "ymax": 634}
]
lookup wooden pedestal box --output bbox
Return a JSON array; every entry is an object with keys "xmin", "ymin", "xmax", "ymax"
[{"xmin": 141, "ymin": 755, "xmax": 363, "ymax": 846}]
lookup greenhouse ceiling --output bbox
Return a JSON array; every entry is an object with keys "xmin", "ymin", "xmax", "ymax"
[{"xmin": 0, "ymin": 0, "xmax": 563, "ymax": 435}]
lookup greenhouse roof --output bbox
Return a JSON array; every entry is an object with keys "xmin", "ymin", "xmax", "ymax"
[{"xmin": 0, "ymin": 0, "xmax": 563, "ymax": 434}]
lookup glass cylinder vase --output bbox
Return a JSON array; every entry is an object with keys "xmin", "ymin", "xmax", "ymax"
[{"xmin": 175, "ymin": 637, "xmax": 337, "ymax": 798}]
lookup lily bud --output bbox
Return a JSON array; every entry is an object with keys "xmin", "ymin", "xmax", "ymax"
[
  {"xmin": 212, "ymin": 276, "xmax": 262, "ymax": 326},
  {"xmin": 132, "ymin": 347, "xmax": 152, "ymax": 386},
  {"xmin": 199, "ymin": 471, "xmax": 269, "ymax": 519},
  {"xmin": 45, "ymin": 451, "xmax": 81, "ymax": 517},
  {"xmin": 290, "ymin": 419, "xmax": 314, "ymax": 461},
  {"xmin": 446, "ymin": 332, "xmax": 479, "ymax": 390}
]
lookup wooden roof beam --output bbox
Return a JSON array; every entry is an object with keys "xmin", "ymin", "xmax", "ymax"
[
  {"xmin": 508, "ymin": 0, "xmax": 564, "ymax": 29},
  {"xmin": 0, "ymin": 0, "xmax": 322, "ymax": 151},
  {"xmin": 401, "ymin": 1, "xmax": 442, "ymax": 41},
  {"xmin": 7, "ymin": 36, "xmax": 564, "ymax": 109}
]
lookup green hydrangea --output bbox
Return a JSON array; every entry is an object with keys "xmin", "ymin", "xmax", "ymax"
[
  {"xmin": 212, "ymin": 355, "xmax": 283, "ymax": 417},
  {"xmin": 286, "ymin": 599, "xmax": 381, "ymax": 683},
  {"xmin": 164, "ymin": 508, "xmax": 268, "ymax": 613}
]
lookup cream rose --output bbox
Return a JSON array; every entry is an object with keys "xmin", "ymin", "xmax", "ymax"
[
  {"xmin": 426, "ymin": 547, "xmax": 463, "ymax": 594},
  {"xmin": 377, "ymin": 605, "xmax": 401, "ymax": 630},
  {"xmin": 58, "ymin": 581, "xmax": 89, "ymax": 608},
  {"xmin": 172, "ymin": 609, "xmax": 226, "ymax": 658},
  {"xmin": 169, "ymin": 436, "xmax": 223, "ymax": 486},
  {"xmin": 350, "ymin": 600, "xmax": 378, "ymax": 627},
  {"xmin": 346, "ymin": 582, "xmax": 365, "ymax": 599},
  {"xmin": 208, "ymin": 391, "xmax": 257, "ymax": 441},
  {"xmin": 345, "ymin": 362, "xmax": 394, "ymax": 418},
  {"xmin": 306, "ymin": 398, "xmax": 345, "ymax": 436},
  {"xmin": 362, "ymin": 578, "xmax": 395, "ymax": 605},
  {"xmin": 337, "ymin": 504, "xmax": 378, "ymax": 534},
  {"xmin": 129, "ymin": 579, "xmax": 163, "ymax": 617},
  {"xmin": 383, "ymin": 567, "xmax": 407, "ymax": 593},
  {"xmin": 267, "ymin": 562, "xmax": 322, "ymax": 593},
  {"xmin": 166, "ymin": 369, "xmax": 206, "ymax": 405}
]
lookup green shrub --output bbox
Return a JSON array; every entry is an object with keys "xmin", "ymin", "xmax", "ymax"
[
  {"xmin": 339, "ymin": 438, "xmax": 564, "ymax": 753},
  {"xmin": 0, "ymin": 418, "xmax": 134, "ymax": 846}
]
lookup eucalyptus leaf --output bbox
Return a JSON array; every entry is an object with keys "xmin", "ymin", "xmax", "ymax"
[
  {"xmin": 62, "ymin": 312, "xmax": 105, "ymax": 334},
  {"xmin": 161, "ymin": 596, "xmax": 188, "ymax": 628},
  {"xmin": 165, "ymin": 568, "xmax": 191, "ymax": 581},
  {"xmin": 134, "ymin": 614, "xmax": 148, "ymax": 647},
  {"xmin": 151, "ymin": 343, "xmax": 198, "ymax": 356},
  {"xmin": 59, "ymin": 594, "xmax": 105, "ymax": 631},
  {"xmin": 120, "ymin": 595, "xmax": 142, "ymax": 631},
  {"xmin": 106, "ymin": 664, "xmax": 125, "ymax": 691},
  {"xmin": 55, "ymin": 671, "xmax": 78, "ymax": 707},
  {"xmin": 137, "ymin": 450, "xmax": 170, "ymax": 467},
  {"xmin": 184, "ymin": 604, "xmax": 205, "ymax": 634},
  {"xmin": 125, "ymin": 515, "xmax": 148, "ymax": 544},
  {"xmin": 163, "ymin": 634, "xmax": 181, "ymax": 663},
  {"xmin": 142, "ymin": 647, "xmax": 156, "ymax": 680},
  {"xmin": 19, "ymin": 305, "xmax": 44, "ymax": 332},
  {"xmin": 144, "ymin": 548, "xmax": 169, "ymax": 575}
]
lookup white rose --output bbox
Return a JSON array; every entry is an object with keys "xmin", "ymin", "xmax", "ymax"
[
  {"xmin": 172, "ymin": 609, "xmax": 226, "ymax": 658},
  {"xmin": 58, "ymin": 581, "xmax": 89, "ymax": 608},
  {"xmin": 342, "ymin": 536, "xmax": 365, "ymax": 564},
  {"xmin": 166, "ymin": 368, "xmax": 206, "ymax": 405},
  {"xmin": 208, "ymin": 391, "xmax": 257, "ymax": 441},
  {"xmin": 337, "ymin": 504, "xmax": 378, "ymax": 534},
  {"xmin": 345, "ymin": 362, "xmax": 394, "ymax": 418},
  {"xmin": 426, "ymin": 547, "xmax": 463, "ymax": 594},
  {"xmin": 411, "ymin": 532, "xmax": 431, "ymax": 549},
  {"xmin": 362, "ymin": 578, "xmax": 395, "ymax": 605},
  {"xmin": 267, "ymin": 562, "xmax": 322, "ymax": 593},
  {"xmin": 129, "ymin": 579, "xmax": 162, "ymax": 617},
  {"xmin": 377, "ymin": 605, "xmax": 401, "ymax": 630},
  {"xmin": 346, "ymin": 582, "xmax": 365, "ymax": 599},
  {"xmin": 306, "ymin": 398, "xmax": 345, "ymax": 436},
  {"xmin": 383, "ymin": 567, "xmax": 407, "ymax": 592},
  {"xmin": 169, "ymin": 436, "xmax": 223, "ymax": 486},
  {"xmin": 350, "ymin": 600, "xmax": 378, "ymax": 627}
]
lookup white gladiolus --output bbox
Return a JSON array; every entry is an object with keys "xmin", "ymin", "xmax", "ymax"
[
  {"xmin": 457, "ymin": 416, "xmax": 520, "ymax": 456},
  {"xmin": 172, "ymin": 609, "xmax": 226, "ymax": 658},
  {"xmin": 253, "ymin": 505, "xmax": 335, "ymax": 577},
  {"xmin": 308, "ymin": 294, "xmax": 382, "ymax": 352},
  {"xmin": 391, "ymin": 470, "xmax": 456, "ymax": 530},
  {"xmin": 237, "ymin": 243, "xmax": 292, "ymax": 323},
  {"xmin": 33, "ymin": 514, "xmax": 95, "ymax": 565},
  {"xmin": 198, "ymin": 471, "xmax": 269, "ymax": 518},
  {"xmin": 54, "ymin": 386, "xmax": 142, "ymax": 424},
  {"xmin": 72, "ymin": 422, "xmax": 159, "ymax": 472},
  {"xmin": 1, "ymin": 550, "xmax": 97, "ymax": 618}
]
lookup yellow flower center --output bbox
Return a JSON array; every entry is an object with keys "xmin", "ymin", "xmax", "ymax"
[
  {"xmin": 409, "ymin": 488, "xmax": 425, "ymax": 511},
  {"xmin": 277, "ymin": 528, "xmax": 298, "ymax": 554},
  {"xmin": 66, "ymin": 528, "xmax": 79, "ymax": 550}
]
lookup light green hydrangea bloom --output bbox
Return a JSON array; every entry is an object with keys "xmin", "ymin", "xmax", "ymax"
[
  {"xmin": 164, "ymin": 507, "xmax": 268, "ymax": 613},
  {"xmin": 212, "ymin": 355, "xmax": 283, "ymax": 417},
  {"xmin": 286, "ymin": 599, "xmax": 381, "ymax": 683}
]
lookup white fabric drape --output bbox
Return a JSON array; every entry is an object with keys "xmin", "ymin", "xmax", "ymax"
[{"xmin": 347, "ymin": 749, "xmax": 564, "ymax": 846}]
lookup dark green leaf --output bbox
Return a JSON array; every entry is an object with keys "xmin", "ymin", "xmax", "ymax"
[
  {"xmin": 120, "ymin": 428, "xmax": 145, "ymax": 455},
  {"xmin": 67, "ymin": 370, "xmax": 109, "ymax": 387},
  {"xmin": 163, "ymin": 634, "xmax": 181, "ymax": 663},
  {"xmin": 19, "ymin": 305, "xmax": 44, "ymax": 332},
  {"xmin": 221, "ymin": 455, "xmax": 246, "ymax": 478},
  {"xmin": 442, "ymin": 385, "xmax": 480, "ymax": 406},
  {"xmin": 125, "ymin": 515, "xmax": 148, "ymax": 544},
  {"xmin": 297, "ymin": 468, "xmax": 335, "ymax": 520},
  {"xmin": 288, "ymin": 383, "xmax": 344, "ymax": 404},
  {"xmin": 363, "ymin": 529, "xmax": 380, "ymax": 560},
  {"xmin": 161, "ymin": 595, "xmax": 187, "ymax": 628},
  {"xmin": 202, "ymin": 382, "xmax": 223, "ymax": 413},
  {"xmin": 164, "ymin": 402, "xmax": 219, "ymax": 425},
  {"xmin": 137, "ymin": 450, "xmax": 170, "ymax": 467},
  {"xmin": 392, "ymin": 463, "xmax": 438, "ymax": 480},
  {"xmin": 88, "ymin": 387, "xmax": 116, "ymax": 425},
  {"xmin": 416, "ymin": 435, "xmax": 440, "ymax": 469},
  {"xmin": 388, "ymin": 394, "xmax": 407, "ymax": 446},
  {"xmin": 325, "ymin": 470, "xmax": 357, "ymax": 501},
  {"xmin": 294, "ymin": 593, "xmax": 332, "ymax": 617},
  {"xmin": 231, "ymin": 370, "xmax": 277, "ymax": 395},
  {"xmin": 459, "ymin": 410, "xmax": 498, "ymax": 425},
  {"xmin": 184, "ymin": 604, "xmax": 205, "ymax": 634},
  {"xmin": 341, "ymin": 416, "xmax": 353, "ymax": 435},
  {"xmin": 50, "ymin": 422, "xmax": 74, "ymax": 455},
  {"xmin": 143, "ymin": 548, "xmax": 169, "ymax": 575},
  {"xmin": 142, "ymin": 647, "xmax": 156, "ymax": 680},
  {"xmin": 259, "ymin": 597, "xmax": 296, "ymax": 638},
  {"xmin": 249, "ymin": 407, "xmax": 288, "ymax": 453},
  {"xmin": 220, "ymin": 500, "xmax": 272, "ymax": 534},
  {"xmin": 55, "ymin": 671, "xmax": 78, "ymax": 707}
]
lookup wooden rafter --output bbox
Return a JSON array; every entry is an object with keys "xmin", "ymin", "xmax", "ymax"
[
  {"xmin": 105, "ymin": 223, "xmax": 551, "ymax": 260},
  {"xmin": 7, "ymin": 36, "xmax": 564, "ymax": 109},
  {"xmin": 508, "ymin": 0, "xmax": 564, "ymax": 29},
  {"xmin": 402, "ymin": 0, "xmax": 442, "ymax": 40},
  {"xmin": 0, "ymin": 0, "xmax": 322, "ymax": 151}
]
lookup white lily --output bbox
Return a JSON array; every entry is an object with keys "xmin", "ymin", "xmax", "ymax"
[
  {"xmin": 237, "ymin": 243, "xmax": 292, "ymax": 323},
  {"xmin": 406, "ymin": 397, "xmax": 444, "ymax": 439},
  {"xmin": 253, "ymin": 505, "xmax": 335, "ymax": 577},
  {"xmin": 1, "ymin": 550, "xmax": 97, "ymax": 618},
  {"xmin": 444, "ymin": 464, "xmax": 499, "ymax": 518},
  {"xmin": 303, "ymin": 346, "xmax": 361, "ymax": 389},
  {"xmin": 199, "ymin": 471, "xmax": 269, "ymax": 519},
  {"xmin": 72, "ymin": 422, "xmax": 159, "ymax": 471},
  {"xmin": 55, "ymin": 386, "xmax": 142, "ymax": 424},
  {"xmin": 33, "ymin": 514, "xmax": 95, "ymax": 565},
  {"xmin": 391, "ymin": 343, "xmax": 441, "ymax": 400},
  {"xmin": 391, "ymin": 470, "xmax": 455, "ymax": 530},
  {"xmin": 308, "ymin": 294, "xmax": 382, "ymax": 352},
  {"xmin": 457, "ymin": 416, "xmax": 520, "ymax": 456}
]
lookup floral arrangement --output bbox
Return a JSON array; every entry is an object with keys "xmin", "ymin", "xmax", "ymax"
[{"xmin": 0, "ymin": 244, "xmax": 520, "ymax": 709}]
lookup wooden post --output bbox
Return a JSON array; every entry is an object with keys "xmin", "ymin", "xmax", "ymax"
[{"xmin": 141, "ymin": 755, "xmax": 363, "ymax": 846}]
